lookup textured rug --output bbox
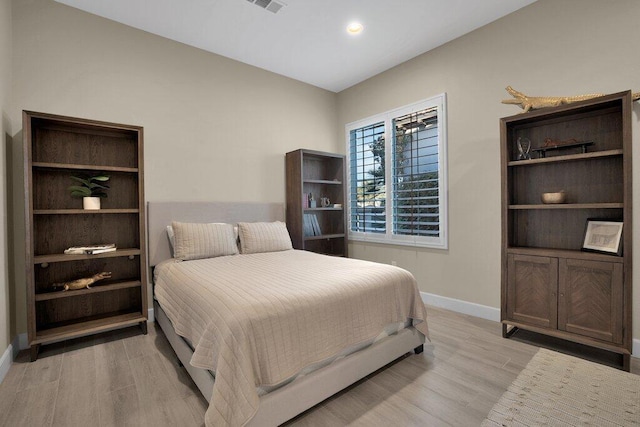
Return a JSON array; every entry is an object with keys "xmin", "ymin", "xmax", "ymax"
[{"xmin": 482, "ymin": 348, "xmax": 639, "ymax": 426}]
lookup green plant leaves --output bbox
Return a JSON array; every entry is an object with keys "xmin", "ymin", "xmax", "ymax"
[{"xmin": 69, "ymin": 174, "xmax": 110, "ymax": 198}]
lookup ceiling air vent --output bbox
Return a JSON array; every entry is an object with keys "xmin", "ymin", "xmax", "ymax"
[{"xmin": 246, "ymin": 0, "xmax": 285, "ymax": 14}]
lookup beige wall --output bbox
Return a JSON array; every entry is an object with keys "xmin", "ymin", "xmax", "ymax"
[
  {"xmin": 337, "ymin": 0, "xmax": 640, "ymax": 342},
  {"xmin": 9, "ymin": 0, "xmax": 339, "ymax": 335},
  {"xmin": 1, "ymin": 0, "xmax": 12, "ymax": 356}
]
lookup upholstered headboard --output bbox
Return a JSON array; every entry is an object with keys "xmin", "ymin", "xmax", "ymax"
[{"xmin": 147, "ymin": 201, "xmax": 285, "ymax": 267}]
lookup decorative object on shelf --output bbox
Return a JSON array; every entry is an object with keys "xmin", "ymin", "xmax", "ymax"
[
  {"xmin": 532, "ymin": 140, "xmax": 593, "ymax": 158},
  {"xmin": 64, "ymin": 243, "xmax": 116, "ymax": 255},
  {"xmin": 543, "ymin": 137, "xmax": 577, "ymax": 148},
  {"xmin": 516, "ymin": 137, "xmax": 531, "ymax": 160},
  {"xmin": 540, "ymin": 191, "xmax": 567, "ymax": 204},
  {"xmin": 320, "ymin": 196, "xmax": 331, "ymax": 207},
  {"xmin": 582, "ymin": 219, "xmax": 623, "ymax": 256},
  {"xmin": 69, "ymin": 173, "xmax": 110, "ymax": 210},
  {"xmin": 334, "ymin": 204, "xmax": 342, "ymax": 208},
  {"xmin": 502, "ymin": 86, "xmax": 640, "ymax": 113},
  {"xmin": 54, "ymin": 271, "xmax": 112, "ymax": 291}
]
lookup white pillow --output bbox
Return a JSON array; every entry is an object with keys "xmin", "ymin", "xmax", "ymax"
[
  {"xmin": 167, "ymin": 224, "xmax": 238, "ymax": 253},
  {"xmin": 171, "ymin": 221, "xmax": 239, "ymax": 261},
  {"xmin": 238, "ymin": 221, "xmax": 293, "ymax": 254}
]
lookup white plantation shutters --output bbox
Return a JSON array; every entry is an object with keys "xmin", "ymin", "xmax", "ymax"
[
  {"xmin": 349, "ymin": 122, "xmax": 386, "ymax": 234},
  {"xmin": 346, "ymin": 94, "xmax": 448, "ymax": 249}
]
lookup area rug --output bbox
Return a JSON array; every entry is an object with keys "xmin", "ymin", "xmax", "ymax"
[{"xmin": 482, "ymin": 348, "xmax": 639, "ymax": 426}]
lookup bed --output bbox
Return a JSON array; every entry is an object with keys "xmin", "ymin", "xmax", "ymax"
[{"xmin": 148, "ymin": 201, "xmax": 429, "ymax": 426}]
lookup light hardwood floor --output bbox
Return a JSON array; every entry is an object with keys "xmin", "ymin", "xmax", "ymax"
[{"xmin": 1, "ymin": 306, "xmax": 638, "ymax": 427}]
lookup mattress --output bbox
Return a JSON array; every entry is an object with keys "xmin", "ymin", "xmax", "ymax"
[{"xmin": 154, "ymin": 249, "xmax": 429, "ymax": 426}]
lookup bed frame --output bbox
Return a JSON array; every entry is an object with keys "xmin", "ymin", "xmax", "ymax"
[{"xmin": 147, "ymin": 201, "xmax": 426, "ymax": 426}]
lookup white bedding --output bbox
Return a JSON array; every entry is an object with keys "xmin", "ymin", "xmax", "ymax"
[{"xmin": 154, "ymin": 249, "xmax": 429, "ymax": 427}]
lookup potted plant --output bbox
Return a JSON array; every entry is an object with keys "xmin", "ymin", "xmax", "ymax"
[{"xmin": 69, "ymin": 174, "xmax": 110, "ymax": 210}]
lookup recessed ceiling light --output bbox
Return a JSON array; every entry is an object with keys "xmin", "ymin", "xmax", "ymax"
[{"xmin": 346, "ymin": 22, "xmax": 363, "ymax": 35}]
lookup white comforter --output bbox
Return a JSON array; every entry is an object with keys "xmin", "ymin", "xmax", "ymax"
[{"xmin": 154, "ymin": 249, "xmax": 429, "ymax": 426}]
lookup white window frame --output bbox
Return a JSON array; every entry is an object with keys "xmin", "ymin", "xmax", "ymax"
[{"xmin": 345, "ymin": 94, "xmax": 448, "ymax": 249}]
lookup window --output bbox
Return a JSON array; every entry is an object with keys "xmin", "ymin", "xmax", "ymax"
[{"xmin": 346, "ymin": 94, "xmax": 448, "ymax": 249}]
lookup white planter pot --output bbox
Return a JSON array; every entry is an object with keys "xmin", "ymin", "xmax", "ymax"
[{"xmin": 83, "ymin": 197, "xmax": 101, "ymax": 210}]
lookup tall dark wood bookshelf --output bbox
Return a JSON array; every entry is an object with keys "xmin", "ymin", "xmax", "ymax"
[
  {"xmin": 23, "ymin": 111, "xmax": 147, "ymax": 360},
  {"xmin": 500, "ymin": 91, "xmax": 632, "ymax": 370},
  {"xmin": 286, "ymin": 149, "xmax": 347, "ymax": 257}
]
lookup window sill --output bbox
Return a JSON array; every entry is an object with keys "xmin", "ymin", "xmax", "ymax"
[{"xmin": 348, "ymin": 234, "xmax": 448, "ymax": 250}]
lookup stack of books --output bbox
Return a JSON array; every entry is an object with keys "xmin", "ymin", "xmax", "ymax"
[
  {"xmin": 303, "ymin": 214, "xmax": 322, "ymax": 237},
  {"xmin": 64, "ymin": 243, "xmax": 117, "ymax": 255}
]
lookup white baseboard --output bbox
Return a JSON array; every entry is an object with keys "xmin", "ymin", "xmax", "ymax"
[
  {"xmin": 421, "ymin": 291, "xmax": 500, "ymax": 322},
  {"xmin": 0, "ymin": 342, "xmax": 13, "ymax": 384},
  {"xmin": 147, "ymin": 307, "xmax": 155, "ymax": 323},
  {"xmin": 420, "ymin": 291, "xmax": 638, "ymax": 359},
  {"xmin": 0, "ymin": 334, "xmax": 23, "ymax": 384}
]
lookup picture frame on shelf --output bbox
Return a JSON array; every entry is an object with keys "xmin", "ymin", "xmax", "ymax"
[{"xmin": 582, "ymin": 219, "xmax": 623, "ymax": 256}]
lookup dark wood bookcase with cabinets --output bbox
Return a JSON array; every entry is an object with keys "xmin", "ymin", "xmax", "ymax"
[
  {"xmin": 23, "ymin": 111, "xmax": 147, "ymax": 360},
  {"xmin": 286, "ymin": 149, "xmax": 347, "ymax": 257},
  {"xmin": 500, "ymin": 91, "xmax": 633, "ymax": 370}
]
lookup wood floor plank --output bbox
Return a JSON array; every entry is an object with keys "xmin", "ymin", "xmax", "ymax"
[
  {"xmin": 94, "ymin": 338, "xmax": 136, "ymax": 394},
  {"xmin": 129, "ymin": 353, "xmax": 199, "ymax": 426},
  {"xmin": 17, "ymin": 347, "xmax": 63, "ymax": 392},
  {"xmin": 98, "ymin": 384, "xmax": 143, "ymax": 427},
  {"xmin": 2, "ymin": 379, "xmax": 58, "ymax": 427},
  {"xmin": 52, "ymin": 345, "xmax": 99, "ymax": 427}
]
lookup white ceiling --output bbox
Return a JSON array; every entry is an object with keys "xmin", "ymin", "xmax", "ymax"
[{"xmin": 55, "ymin": 0, "xmax": 537, "ymax": 92}]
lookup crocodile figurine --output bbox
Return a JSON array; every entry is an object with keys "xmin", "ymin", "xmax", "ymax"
[
  {"xmin": 54, "ymin": 271, "xmax": 112, "ymax": 291},
  {"xmin": 502, "ymin": 86, "xmax": 640, "ymax": 113}
]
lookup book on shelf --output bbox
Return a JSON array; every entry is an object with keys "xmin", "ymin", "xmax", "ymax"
[
  {"xmin": 303, "ymin": 214, "xmax": 322, "ymax": 237},
  {"xmin": 64, "ymin": 243, "xmax": 117, "ymax": 255},
  {"xmin": 311, "ymin": 214, "xmax": 321, "ymax": 236}
]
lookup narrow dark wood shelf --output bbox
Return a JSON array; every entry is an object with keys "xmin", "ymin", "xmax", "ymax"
[
  {"xmin": 35, "ymin": 280, "xmax": 142, "ymax": 301},
  {"xmin": 34, "ymin": 208, "xmax": 139, "ymax": 215},
  {"xmin": 34, "ymin": 248, "xmax": 141, "ymax": 264},
  {"xmin": 304, "ymin": 233, "xmax": 345, "ymax": 241},
  {"xmin": 304, "ymin": 207, "xmax": 344, "ymax": 212},
  {"xmin": 507, "ymin": 149, "xmax": 622, "ymax": 167},
  {"xmin": 506, "ymin": 246, "xmax": 623, "ymax": 263},
  {"xmin": 508, "ymin": 202, "xmax": 623, "ymax": 210},
  {"xmin": 303, "ymin": 179, "xmax": 343, "ymax": 185},
  {"xmin": 32, "ymin": 161, "xmax": 139, "ymax": 173},
  {"xmin": 33, "ymin": 311, "xmax": 145, "ymax": 344}
]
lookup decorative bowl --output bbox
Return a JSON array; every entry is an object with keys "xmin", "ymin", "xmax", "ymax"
[{"xmin": 541, "ymin": 191, "xmax": 567, "ymax": 204}]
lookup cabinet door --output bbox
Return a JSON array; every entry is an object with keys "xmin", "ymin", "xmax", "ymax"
[
  {"xmin": 558, "ymin": 259, "xmax": 623, "ymax": 344},
  {"xmin": 507, "ymin": 254, "xmax": 558, "ymax": 329}
]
